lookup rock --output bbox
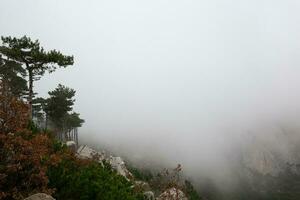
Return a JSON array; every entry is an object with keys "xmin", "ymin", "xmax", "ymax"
[
  {"xmin": 241, "ymin": 137, "xmax": 296, "ymax": 175},
  {"xmin": 156, "ymin": 188, "xmax": 187, "ymax": 200},
  {"xmin": 143, "ymin": 191, "xmax": 155, "ymax": 200},
  {"xmin": 134, "ymin": 181, "xmax": 151, "ymax": 191},
  {"xmin": 76, "ymin": 145, "xmax": 105, "ymax": 162},
  {"xmin": 240, "ymin": 127, "xmax": 300, "ymax": 176},
  {"xmin": 66, "ymin": 140, "xmax": 76, "ymax": 151},
  {"xmin": 24, "ymin": 193, "xmax": 55, "ymax": 200},
  {"xmin": 76, "ymin": 145, "xmax": 133, "ymax": 180},
  {"xmin": 109, "ymin": 156, "xmax": 133, "ymax": 180}
]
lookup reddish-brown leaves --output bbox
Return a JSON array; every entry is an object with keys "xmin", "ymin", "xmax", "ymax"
[
  {"xmin": 0, "ymin": 81, "xmax": 29, "ymax": 134},
  {"xmin": 0, "ymin": 132, "xmax": 53, "ymax": 199}
]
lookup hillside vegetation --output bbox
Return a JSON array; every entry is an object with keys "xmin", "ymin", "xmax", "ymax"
[
  {"xmin": 0, "ymin": 35, "xmax": 144, "ymax": 200},
  {"xmin": 0, "ymin": 36, "xmax": 200, "ymax": 200}
]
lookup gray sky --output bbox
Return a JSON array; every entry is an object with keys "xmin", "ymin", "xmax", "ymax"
[{"xmin": 1, "ymin": 0, "xmax": 300, "ymax": 185}]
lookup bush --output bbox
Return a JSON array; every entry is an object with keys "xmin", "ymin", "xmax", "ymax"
[
  {"xmin": 47, "ymin": 158, "xmax": 143, "ymax": 200},
  {"xmin": 127, "ymin": 165, "xmax": 154, "ymax": 182},
  {"xmin": 0, "ymin": 130, "xmax": 58, "ymax": 199},
  {"xmin": 184, "ymin": 180, "xmax": 202, "ymax": 200}
]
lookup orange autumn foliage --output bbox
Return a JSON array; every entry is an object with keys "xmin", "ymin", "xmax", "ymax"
[
  {"xmin": 0, "ymin": 80, "xmax": 73, "ymax": 200},
  {"xmin": 0, "ymin": 131, "xmax": 52, "ymax": 199},
  {"xmin": 0, "ymin": 130, "xmax": 75, "ymax": 200},
  {"xmin": 0, "ymin": 81, "xmax": 28, "ymax": 134}
]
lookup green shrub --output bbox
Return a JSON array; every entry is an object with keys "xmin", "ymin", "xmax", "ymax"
[
  {"xmin": 27, "ymin": 120, "xmax": 40, "ymax": 134},
  {"xmin": 127, "ymin": 165, "xmax": 153, "ymax": 182},
  {"xmin": 47, "ymin": 159, "xmax": 143, "ymax": 200},
  {"xmin": 184, "ymin": 180, "xmax": 202, "ymax": 200}
]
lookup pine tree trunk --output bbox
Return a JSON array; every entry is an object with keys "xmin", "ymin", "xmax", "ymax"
[
  {"xmin": 28, "ymin": 68, "xmax": 33, "ymax": 119},
  {"xmin": 45, "ymin": 114, "xmax": 48, "ymax": 130}
]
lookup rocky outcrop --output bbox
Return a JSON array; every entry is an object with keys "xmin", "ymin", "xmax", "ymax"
[
  {"xmin": 134, "ymin": 181, "xmax": 151, "ymax": 191},
  {"xmin": 242, "ymin": 146, "xmax": 285, "ymax": 175},
  {"xmin": 240, "ymin": 131, "xmax": 300, "ymax": 176},
  {"xmin": 109, "ymin": 156, "xmax": 133, "ymax": 180},
  {"xmin": 66, "ymin": 140, "xmax": 76, "ymax": 151},
  {"xmin": 76, "ymin": 145, "xmax": 132, "ymax": 180},
  {"xmin": 143, "ymin": 191, "xmax": 155, "ymax": 200},
  {"xmin": 76, "ymin": 145, "xmax": 105, "ymax": 161},
  {"xmin": 156, "ymin": 188, "xmax": 188, "ymax": 200},
  {"xmin": 24, "ymin": 193, "xmax": 55, "ymax": 200},
  {"xmin": 76, "ymin": 145, "xmax": 192, "ymax": 199}
]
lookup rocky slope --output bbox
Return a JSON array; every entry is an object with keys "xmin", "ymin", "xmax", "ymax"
[
  {"xmin": 75, "ymin": 145, "xmax": 190, "ymax": 200},
  {"xmin": 240, "ymin": 130, "xmax": 300, "ymax": 176}
]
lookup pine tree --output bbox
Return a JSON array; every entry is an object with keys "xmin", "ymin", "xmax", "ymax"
[
  {"xmin": 0, "ymin": 56, "xmax": 27, "ymax": 98},
  {"xmin": 0, "ymin": 36, "xmax": 73, "ymax": 118},
  {"xmin": 44, "ymin": 84, "xmax": 83, "ymax": 131}
]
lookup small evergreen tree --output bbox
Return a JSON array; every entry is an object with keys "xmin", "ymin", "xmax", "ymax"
[
  {"xmin": 63, "ymin": 112, "xmax": 85, "ymax": 131},
  {"xmin": 44, "ymin": 84, "xmax": 84, "ymax": 132},
  {"xmin": 44, "ymin": 84, "xmax": 75, "ymax": 129}
]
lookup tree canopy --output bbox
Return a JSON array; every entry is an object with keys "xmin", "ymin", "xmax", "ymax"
[
  {"xmin": 44, "ymin": 84, "xmax": 84, "ymax": 130},
  {"xmin": 0, "ymin": 36, "xmax": 74, "ymax": 118},
  {"xmin": 0, "ymin": 56, "xmax": 27, "ymax": 98}
]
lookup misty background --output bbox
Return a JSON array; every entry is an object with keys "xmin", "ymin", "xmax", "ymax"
[{"xmin": 1, "ymin": 0, "xmax": 300, "ymax": 189}]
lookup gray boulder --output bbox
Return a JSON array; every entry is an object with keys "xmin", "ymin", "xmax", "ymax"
[
  {"xmin": 109, "ymin": 156, "xmax": 133, "ymax": 180},
  {"xmin": 76, "ymin": 145, "xmax": 105, "ymax": 161},
  {"xmin": 144, "ymin": 191, "xmax": 155, "ymax": 200},
  {"xmin": 134, "ymin": 181, "xmax": 151, "ymax": 191},
  {"xmin": 24, "ymin": 193, "xmax": 55, "ymax": 200},
  {"xmin": 76, "ymin": 145, "xmax": 133, "ymax": 180},
  {"xmin": 66, "ymin": 140, "xmax": 77, "ymax": 151},
  {"xmin": 156, "ymin": 187, "xmax": 187, "ymax": 200}
]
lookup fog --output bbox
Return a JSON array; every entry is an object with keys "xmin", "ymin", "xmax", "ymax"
[{"xmin": 1, "ymin": 0, "xmax": 300, "ymax": 191}]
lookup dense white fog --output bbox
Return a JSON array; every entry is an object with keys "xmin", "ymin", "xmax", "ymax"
[{"xmin": 1, "ymin": 0, "xmax": 300, "ymax": 189}]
